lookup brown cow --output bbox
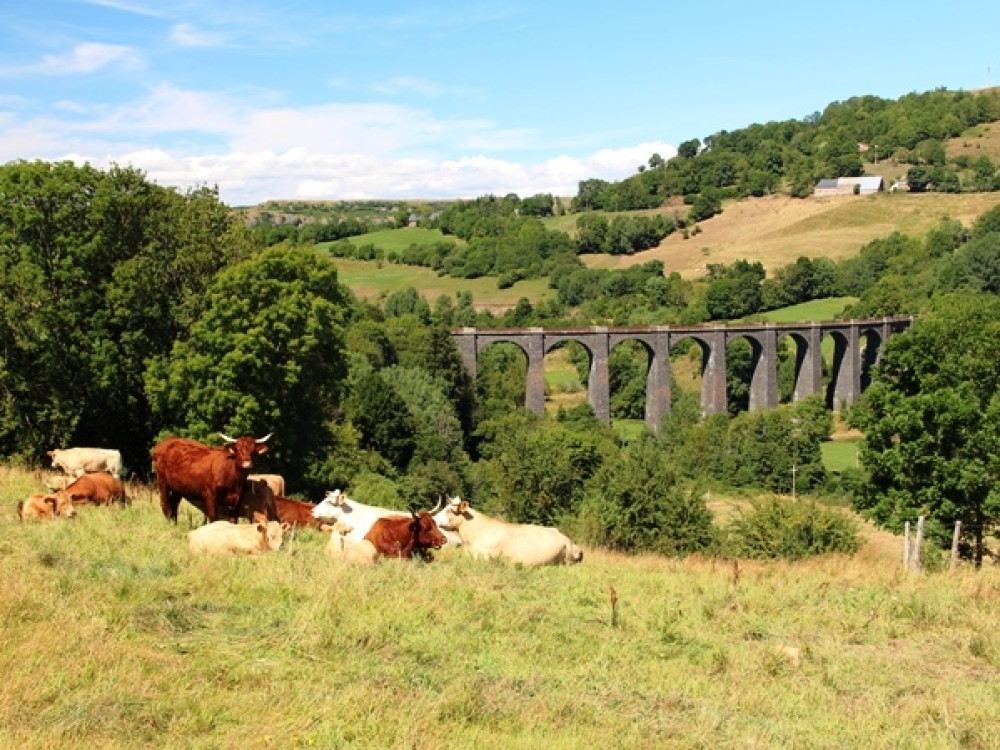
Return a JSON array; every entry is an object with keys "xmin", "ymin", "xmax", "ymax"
[
  {"xmin": 152, "ymin": 433, "xmax": 272, "ymax": 523},
  {"xmin": 234, "ymin": 478, "xmax": 279, "ymax": 523},
  {"xmin": 19, "ymin": 492, "xmax": 76, "ymax": 520},
  {"xmin": 57, "ymin": 472, "xmax": 126, "ymax": 506},
  {"xmin": 274, "ymin": 495, "xmax": 324, "ymax": 529},
  {"xmin": 364, "ymin": 509, "xmax": 447, "ymax": 560}
]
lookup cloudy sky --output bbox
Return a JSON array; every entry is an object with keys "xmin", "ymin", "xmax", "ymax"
[{"xmin": 0, "ymin": 1, "xmax": 996, "ymax": 206}]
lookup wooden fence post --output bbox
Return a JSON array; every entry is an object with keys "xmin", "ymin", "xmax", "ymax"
[
  {"xmin": 950, "ymin": 521, "xmax": 962, "ymax": 571},
  {"xmin": 911, "ymin": 515, "xmax": 925, "ymax": 573},
  {"xmin": 903, "ymin": 521, "xmax": 911, "ymax": 570}
]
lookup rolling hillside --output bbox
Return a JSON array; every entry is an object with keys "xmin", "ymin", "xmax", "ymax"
[
  {"xmin": 581, "ymin": 191, "xmax": 1000, "ymax": 276},
  {"xmin": 331, "ymin": 191, "xmax": 1000, "ymax": 309}
]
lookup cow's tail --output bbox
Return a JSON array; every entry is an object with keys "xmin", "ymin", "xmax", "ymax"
[{"xmin": 16, "ymin": 500, "xmax": 24, "ymax": 520}]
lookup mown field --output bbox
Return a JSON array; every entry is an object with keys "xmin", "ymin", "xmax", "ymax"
[{"xmin": 3, "ymin": 466, "xmax": 999, "ymax": 749}]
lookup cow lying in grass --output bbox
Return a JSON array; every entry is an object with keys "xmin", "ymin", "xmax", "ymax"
[
  {"xmin": 54, "ymin": 472, "xmax": 126, "ymax": 506},
  {"xmin": 364, "ymin": 509, "xmax": 447, "ymax": 560},
  {"xmin": 324, "ymin": 522, "xmax": 378, "ymax": 564},
  {"xmin": 19, "ymin": 492, "xmax": 76, "ymax": 520},
  {"xmin": 432, "ymin": 496, "xmax": 583, "ymax": 566},
  {"xmin": 187, "ymin": 520, "xmax": 289, "ymax": 555}
]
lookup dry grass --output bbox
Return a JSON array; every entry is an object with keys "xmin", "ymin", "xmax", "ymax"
[
  {"xmin": 583, "ymin": 192, "xmax": 1000, "ymax": 278},
  {"xmin": 4, "ymin": 466, "xmax": 1000, "ymax": 749}
]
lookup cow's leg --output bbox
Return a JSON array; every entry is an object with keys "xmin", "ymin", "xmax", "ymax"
[
  {"xmin": 158, "ymin": 476, "xmax": 179, "ymax": 521},
  {"xmin": 204, "ymin": 491, "xmax": 218, "ymax": 523}
]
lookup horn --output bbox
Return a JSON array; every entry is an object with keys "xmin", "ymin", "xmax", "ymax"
[
  {"xmin": 429, "ymin": 496, "xmax": 445, "ymax": 515},
  {"xmin": 255, "ymin": 433, "xmax": 273, "ymax": 444},
  {"xmin": 218, "ymin": 433, "xmax": 237, "ymax": 443}
]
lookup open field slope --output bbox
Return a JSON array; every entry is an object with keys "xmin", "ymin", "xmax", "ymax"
[
  {"xmin": 2, "ymin": 467, "xmax": 1000, "ymax": 749},
  {"xmin": 328, "ymin": 192, "xmax": 1000, "ymax": 309},
  {"xmin": 330, "ymin": 257, "xmax": 554, "ymax": 312},
  {"xmin": 582, "ymin": 192, "xmax": 1000, "ymax": 278}
]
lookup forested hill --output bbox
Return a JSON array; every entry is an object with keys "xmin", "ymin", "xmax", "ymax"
[{"xmin": 572, "ymin": 87, "xmax": 1000, "ymax": 214}]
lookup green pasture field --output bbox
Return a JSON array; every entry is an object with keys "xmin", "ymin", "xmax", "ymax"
[
  {"xmin": 327, "ymin": 258, "xmax": 554, "ymax": 311},
  {"xmin": 321, "ymin": 226, "xmax": 457, "ymax": 254},
  {"xmin": 3, "ymin": 465, "xmax": 999, "ymax": 749},
  {"xmin": 756, "ymin": 297, "xmax": 859, "ymax": 323},
  {"xmin": 822, "ymin": 439, "xmax": 861, "ymax": 473}
]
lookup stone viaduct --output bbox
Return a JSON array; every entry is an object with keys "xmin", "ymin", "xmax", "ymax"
[{"xmin": 451, "ymin": 317, "xmax": 914, "ymax": 433}]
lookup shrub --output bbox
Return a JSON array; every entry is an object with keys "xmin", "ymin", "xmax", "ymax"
[
  {"xmin": 576, "ymin": 436, "xmax": 715, "ymax": 555},
  {"xmin": 724, "ymin": 498, "xmax": 861, "ymax": 560}
]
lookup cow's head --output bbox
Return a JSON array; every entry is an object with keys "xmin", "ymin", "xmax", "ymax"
[
  {"xmin": 312, "ymin": 489, "xmax": 347, "ymax": 521},
  {"xmin": 47, "ymin": 492, "xmax": 76, "ymax": 518},
  {"xmin": 432, "ymin": 495, "xmax": 468, "ymax": 531},
  {"xmin": 409, "ymin": 508, "xmax": 447, "ymax": 550},
  {"xmin": 219, "ymin": 433, "xmax": 271, "ymax": 471},
  {"xmin": 256, "ymin": 520, "xmax": 289, "ymax": 551}
]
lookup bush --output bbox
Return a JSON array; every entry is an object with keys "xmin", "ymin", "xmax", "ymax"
[
  {"xmin": 724, "ymin": 498, "xmax": 861, "ymax": 560},
  {"xmin": 575, "ymin": 436, "xmax": 715, "ymax": 555}
]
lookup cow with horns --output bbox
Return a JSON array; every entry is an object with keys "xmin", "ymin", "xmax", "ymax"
[{"xmin": 152, "ymin": 432, "xmax": 272, "ymax": 523}]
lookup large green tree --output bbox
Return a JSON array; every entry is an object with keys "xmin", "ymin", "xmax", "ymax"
[
  {"xmin": 145, "ymin": 245, "xmax": 350, "ymax": 489},
  {"xmin": 849, "ymin": 294, "xmax": 1000, "ymax": 565},
  {"xmin": 0, "ymin": 160, "xmax": 254, "ymax": 468}
]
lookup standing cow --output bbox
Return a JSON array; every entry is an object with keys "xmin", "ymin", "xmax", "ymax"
[
  {"xmin": 152, "ymin": 433, "xmax": 271, "ymax": 523},
  {"xmin": 47, "ymin": 447, "xmax": 122, "ymax": 478}
]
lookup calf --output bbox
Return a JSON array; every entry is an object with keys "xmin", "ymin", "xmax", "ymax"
[
  {"xmin": 188, "ymin": 520, "xmax": 289, "ymax": 555},
  {"xmin": 248, "ymin": 473, "xmax": 285, "ymax": 497},
  {"xmin": 58, "ymin": 472, "xmax": 126, "ymax": 506},
  {"xmin": 234, "ymin": 478, "xmax": 279, "ymax": 523},
  {"xmin": 19, "ymin": 492, "xmax": 76, "ymax": 520},
  {"xmin": 325, "ymin": 522, "xmax": 378, "ymax": 564},
  {"xmin": 364, "ymin": 509, "xmax": 447, "ymax": 560}
]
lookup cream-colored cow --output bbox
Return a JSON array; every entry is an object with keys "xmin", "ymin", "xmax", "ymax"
[
  {"xmin": 324, "ymin": 521, "xmax": 378, "ymax": 564},
  {"xmin": 188, "ymin": 520, "xmax": 288, "ymax": 555},
  {"xmin": 432, "ymin": 496, "xmax": 583, "ymax": 566}
]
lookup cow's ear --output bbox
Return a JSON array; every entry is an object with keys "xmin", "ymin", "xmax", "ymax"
[
  {"xmin": 255, "ymin": 444, "xmax": 269, "ymax": 456},
  {"xmin": 458, "ymin": 501, "xmax": 469, "ymax": 514}
]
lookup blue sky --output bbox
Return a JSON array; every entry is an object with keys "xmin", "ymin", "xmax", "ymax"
[{"xmin": 0, "ymin": 1, "xmax": 996, "ymax": 206}]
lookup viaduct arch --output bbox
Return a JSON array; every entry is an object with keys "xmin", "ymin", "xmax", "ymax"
[{"xmin": 451, "ymin": 317, "xmax": 914, "ymax": 434}]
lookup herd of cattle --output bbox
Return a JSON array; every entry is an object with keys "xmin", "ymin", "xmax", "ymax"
[{"xmin": 19, "ymin": 435, "xmax": 584, "ymax": 567}]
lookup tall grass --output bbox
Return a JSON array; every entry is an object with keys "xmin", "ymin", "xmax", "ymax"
[{"xmin": 2, "ymin": 466, "xmax": 1000, "ymax": 749}]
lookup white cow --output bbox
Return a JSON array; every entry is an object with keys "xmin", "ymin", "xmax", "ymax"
[
  {"xmin": 312, "ymin": 490, "xmax": 462, "ymax": 548},
  {"xmin": 432, "ymin": 496, "xmax": 583, "ymax": 566},
  {"xmin": 188, "ymin": 520, "xmax": 289, "ymax": 555},
  {"xmin": 47, "ymin": 447, "xmax": 122, "ymax": 478}
]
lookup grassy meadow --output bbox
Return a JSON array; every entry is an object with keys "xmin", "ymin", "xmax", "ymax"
[{"xmin": 3, "ymin": 466, "xmax": 1000, "ymax": 749}]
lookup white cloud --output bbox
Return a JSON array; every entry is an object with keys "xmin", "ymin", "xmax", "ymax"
[
  {"xmin": 0, "ymin": 82, "xmax": 675, "ymax": 205},
  {"xmin": 169, "ymin": 23, "xmax": 227, "ymax": 48},
  {"xmin": 0, "ymin": 43, "xmax": 144, "ymax": 77}
]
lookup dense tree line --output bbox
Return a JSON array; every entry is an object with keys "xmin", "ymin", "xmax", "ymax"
[{"xmin": 572, "ymin": 88, "xmax": 1000, "ymax": 213}]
